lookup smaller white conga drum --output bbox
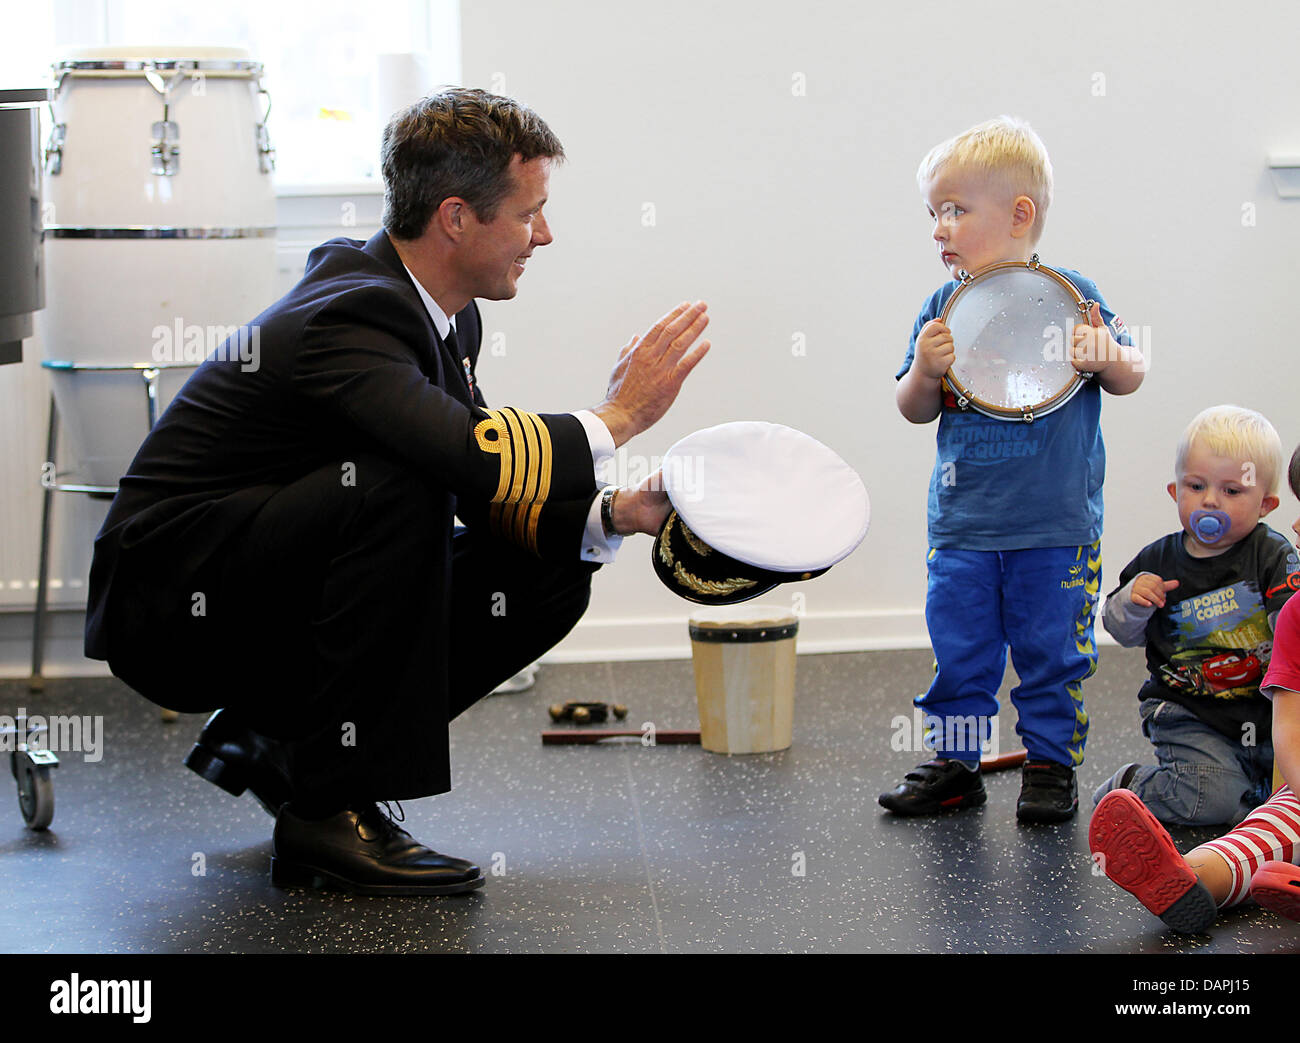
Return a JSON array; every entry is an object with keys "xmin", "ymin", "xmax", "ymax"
[
  {"xmin": 688, "ymin": 604, "xmax": 798, "ymax": 755},
  {"xmin": 940, "ymin": 254, "xmax": 1093, "ymax": 423}
]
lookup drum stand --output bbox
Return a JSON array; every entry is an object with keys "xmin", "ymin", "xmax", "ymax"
[
  {"xmin": 31, "ymin": 362, "xmax": 170, "ymax": 686},
  {"xmin": 30, "ymin": 361, "xmax": 198, "ymax": 684}
]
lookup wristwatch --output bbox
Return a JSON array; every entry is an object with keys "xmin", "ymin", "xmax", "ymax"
[{"xmin": 600, "ymin": 486, "xmax": 619, "ymax": 539}]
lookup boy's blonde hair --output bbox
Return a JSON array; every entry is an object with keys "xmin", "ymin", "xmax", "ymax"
[
  {"xmin": 916, "ymin": 116, "xmax": 1054, "ymax": 244},
  {"xmin": 1176, "ymin": 405, "xmax": 1284, "ymax": 496}
]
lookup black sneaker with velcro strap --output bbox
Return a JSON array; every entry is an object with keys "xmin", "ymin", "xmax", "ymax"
[
  {"xmin": 1016, "ymin": 760, "xmax": 1078, "ymax": 824},
  {"xmin": 878, "ymin": 758, "xmax": 986, "ymax": 815}
]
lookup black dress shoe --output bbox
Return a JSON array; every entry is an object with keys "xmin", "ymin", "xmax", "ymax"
[
  {"xmin": 184, "ymin": 710, "xmax": 293, "ymax": 816},
  {"xmin": 271, "ymin": 803, "xmax": 484, "ymax": 896}
]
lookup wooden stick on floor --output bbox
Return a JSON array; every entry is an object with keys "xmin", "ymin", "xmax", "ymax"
[
  {"xmin": 541, "ymin": 731, "xmax": 1028, "ymax": 767},
  {"xmin": 541, "ymin": 729, "xmax": 701, "ymax": 746},
  {"xmin": 980, "ymin": 749, "xmax": 1028, "ymax": 773}
]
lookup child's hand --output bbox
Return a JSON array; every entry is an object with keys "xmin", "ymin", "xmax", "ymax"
[
  {"xmin": 914, "ymin": 319, "xmax": 956, "ymax": 380},
  {"xmin": 1131, "ymin": 572, "xmax": 1179, "ymax": 608},
  {"xmin": 1071, "ymin": 302, "xmax": 1119, "ymax": 375}
]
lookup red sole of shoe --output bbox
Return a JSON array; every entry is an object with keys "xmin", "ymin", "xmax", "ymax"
[
  {"xmin": 1251, "ymin": 861, "xmax": 1300, "ymax": 922},
  {"xmin": 1089, "ymin": 790, "xmax": 1200, "ymax": 917}
]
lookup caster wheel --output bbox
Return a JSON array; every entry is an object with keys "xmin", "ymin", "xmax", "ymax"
[
  {"xmin": 571, "ymin": 706, "xmax": 591, "ymax": 724},
  {"xmin": 548, "ymin": 704, "xmax": 566, "ymax": 722},
  {"xmin": 14, "ymin": 752, "xmax": 54, "ymax": 830},
  {"xmin": 612, "ymin": 704, "xmax": 628, "ymax": 720}
]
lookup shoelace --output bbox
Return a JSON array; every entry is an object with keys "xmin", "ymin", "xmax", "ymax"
[{"xmin": 355, "ymin": 800, "xmax": 409, "ymax": 840}]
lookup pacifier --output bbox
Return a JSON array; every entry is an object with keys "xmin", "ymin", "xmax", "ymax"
[{"xmin": 1190, "ymin": 509, "xmax": 1231, "ymax": 544}]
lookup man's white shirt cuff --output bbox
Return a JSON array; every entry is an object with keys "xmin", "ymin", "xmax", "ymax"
[
  {"xmin": 574, "ymin": 409, "xmax": 616, "ymax": 473},
  {"xmin": 573, "ymin": 411, "xmax": 622, "ymax": 563}
]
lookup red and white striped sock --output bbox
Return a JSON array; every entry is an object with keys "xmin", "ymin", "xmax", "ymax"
[{"xmin": 1200, "ymin": 786, "xmax": 1300, "ymax": 908}]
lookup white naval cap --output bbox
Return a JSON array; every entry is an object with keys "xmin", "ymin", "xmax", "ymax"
[{"xmin": 652, "ymin": 421, "xmax": 870, "ymax": 605}]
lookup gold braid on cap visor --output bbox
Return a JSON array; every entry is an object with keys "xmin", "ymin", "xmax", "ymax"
[{"xmin": 658, "ymin": 511, "xmax": 758, "ymax": 598}]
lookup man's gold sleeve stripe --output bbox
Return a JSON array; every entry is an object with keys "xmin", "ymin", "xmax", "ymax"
[
  {"xmin": 512, "ymin": 408, "xmax": 543, "ymax": 544},
  {"xmin": 473, "ymin": 411, "xmax": 512, "ymax": 504},
  {"xmin": 494, "ymin": 407, "xmax": 530, "ymax": 539},
  {"xmin": 498, "ymin": 408, "xmax": 530, "ymax": 508},
  {"xmin": 476, "ymin": 407, "xmax": 556, "ymax": 553},
  {"xmin": 519, "ymin": 410, "xmax": 552, "ymax": 553}
]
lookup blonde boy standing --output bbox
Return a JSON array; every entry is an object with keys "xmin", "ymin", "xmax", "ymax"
[{"xmin": 881, "ymin": 116, "xmax": 1146, "ymax": 822}]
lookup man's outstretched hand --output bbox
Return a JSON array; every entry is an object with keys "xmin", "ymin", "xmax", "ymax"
[{"xmin": 592, "ymin": 301, "xmax": 711, "ymax": 447}]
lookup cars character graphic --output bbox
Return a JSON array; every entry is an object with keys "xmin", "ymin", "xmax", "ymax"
[{"xmin": 1201, "ymin": 651, "xmax": 1262, "ymax": 690}]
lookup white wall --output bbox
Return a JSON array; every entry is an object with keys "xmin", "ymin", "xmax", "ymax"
[
  {"xmin": 3, "ymin": 0, "xmax": 1299, "ymax": 674},
  {"xmin": 458, "ymin": 0, "xmax": 1300, "ymax": 660}
]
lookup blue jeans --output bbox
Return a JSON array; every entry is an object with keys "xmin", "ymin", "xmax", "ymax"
[
  {"xmin": 918, "ymin": 544, "xmax": 1101, "ymax": 766},
  {"xmin": 1092, "ymin": 697, "xmax": 1275, "ymax": 826}
]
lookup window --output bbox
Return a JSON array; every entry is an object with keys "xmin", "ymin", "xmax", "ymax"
[{"xmin": 1, "ymin": 0, "xmax": 461, "ymax": 188}]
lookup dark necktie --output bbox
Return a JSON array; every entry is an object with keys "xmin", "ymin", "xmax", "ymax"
[{"xmin": 444, "ymin": 325, "xmax": 474, "ymax": 400}]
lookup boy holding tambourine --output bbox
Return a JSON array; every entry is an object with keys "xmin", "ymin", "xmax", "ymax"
[
  {"xmin": 1094, "ymin": 405, "xmax": 1297, "ymax": 827},
  {"xmin": 882, "ymin": 116, "xmax": 1146, "ymax": 823}
]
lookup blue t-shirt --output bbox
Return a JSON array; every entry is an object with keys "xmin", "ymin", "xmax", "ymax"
[{"xmin": 896, "ymin": 266, "xmax": 1131, "ymax": 551}]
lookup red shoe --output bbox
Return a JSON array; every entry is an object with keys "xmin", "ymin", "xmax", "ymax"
[
  {"xmin": 1089, "ymin": 790, "xmax": 1217, "ymax": 933},
  {"xmin": 1250, "ymin": 861, "xmax": 1300, "ymax": 922}
]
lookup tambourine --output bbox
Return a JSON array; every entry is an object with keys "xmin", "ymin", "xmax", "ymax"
[{"xmin": 940, "ymin": 255, "xmax": 1094, "ymax": 423}]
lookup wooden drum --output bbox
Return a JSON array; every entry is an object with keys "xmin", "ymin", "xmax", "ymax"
[{"xmin": 689, "ymin": 605, "xmax": 798, "ymax": 754}]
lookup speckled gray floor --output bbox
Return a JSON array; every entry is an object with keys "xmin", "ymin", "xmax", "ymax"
[{"xmin": 1, "ymin": 646, "xmax": 1296, "ymax": 954}]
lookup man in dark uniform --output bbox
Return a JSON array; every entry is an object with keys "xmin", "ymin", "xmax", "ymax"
[{"xmin": 84, "ymin": 87, "xmax": 710, "ymax": 895}]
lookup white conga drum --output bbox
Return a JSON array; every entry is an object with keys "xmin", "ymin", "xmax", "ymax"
[
  {"xmin": 940, "ymin": 255, "xmax": 1093, "ymax": 423},
  {"xmin": 38, "ymin": 46, "xmax": 278, "ymax": 488},
  {"xmin": 689, "ymin": 605, "xmax": 798, "ymax": 755}
]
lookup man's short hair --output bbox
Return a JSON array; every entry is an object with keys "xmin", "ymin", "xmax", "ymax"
[
  {"xmin": 381, "ymin": 86, "xmax": 565, "ymax": 240},
  {"xmin": 1176, "ymin": 404, "xmax": 1284, "ymax": 496},
  {"xmin": 916, "ymin": 115, "xmax": 1054, "ymax": 245}
]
